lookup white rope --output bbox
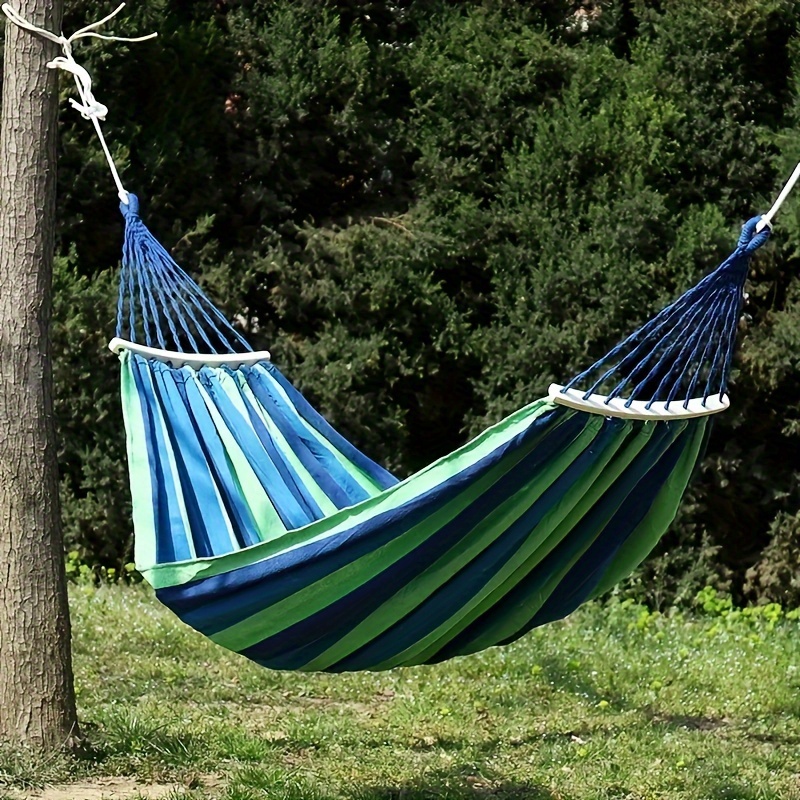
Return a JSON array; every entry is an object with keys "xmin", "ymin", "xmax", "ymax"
[
  {"xmin": 756, "ymin": 161, "xmax": 800, "ymax": 233},
  {"xmin": 1, "ymin": 3, "xmax": 157, "ymax": 204}
]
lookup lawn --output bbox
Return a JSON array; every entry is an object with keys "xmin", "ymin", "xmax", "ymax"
[{"xmin": 2, "ymin": 584, "xmax": 800, "ymax": 799}]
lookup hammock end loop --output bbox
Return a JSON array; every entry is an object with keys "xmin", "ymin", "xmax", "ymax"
[
  {"xmin": 120, "ymin": 192, "xmax": 138, "ymax": 215},
  {"xmin": 738, "ymin": 215, "xmax": 771, "ymax": 253}
]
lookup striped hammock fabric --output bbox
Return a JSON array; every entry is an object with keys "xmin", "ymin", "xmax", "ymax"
[{"xmin": 113, "ymin": 195, "xmax": 769, "ymax": 671}]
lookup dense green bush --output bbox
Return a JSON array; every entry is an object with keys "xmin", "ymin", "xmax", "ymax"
[
  {"xmin": 4, "ymin": 0, "xmax": 800, "ymax": 603},
  {"xmin": 744, "ymin": 510, "xmax": 800, "ymax": 606}
]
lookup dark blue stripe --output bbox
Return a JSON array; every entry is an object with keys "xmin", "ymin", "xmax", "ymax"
[
  {"xmin": 240, "ymin": 411, "xmax": 602, "ymax": 669},
  {"xmin": 214, "ymin": 368, "xmax": 326, "ymax": 524},
  {"xmin": 434, "ymin": 421, "xmax": 689, "ymax": 662},
  {"xmin": 132, "ymin": 357, "xmax": 192, "ymax": 562},
  {"xmin": 316, "ymin": 416, "xmax": 625, "ymax": 672},
  {"xmin": 150, "ymin": 363, "xmax": 241, "ymax": 557},
  {"xmin": 522, "ymin": 423, "xmax": 699, "ymax": 628},
  {"xmin": 195, "ymin": 367, "xmax": 319, "ymax": 530},
  {"xmin": 219, "ymin": 373, "xmax": 331, "ymax": 518},
  {"xmin": 245, "ymin": 367, "xmax": 376, "ymax": 507},
  {"xmin": 173, "ymin": 372, "xmax": 264, "ymax": 550},
  {"xmin": 264, "ymin": 363, "xmax": 397, "ymax": 489}
]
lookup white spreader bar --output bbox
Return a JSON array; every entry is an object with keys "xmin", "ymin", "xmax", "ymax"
[
  {"xmin": 109, "ymin": 337, "xmax": 271, "ymax": 370},
  {"xmin": 548, "ymin": 384, "xmax": 729, "ymax": 421}
]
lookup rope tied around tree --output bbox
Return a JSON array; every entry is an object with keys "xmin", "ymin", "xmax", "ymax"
[{"xmin": 1, "ymin": 2, "xmax": 157, "ymax": 203}]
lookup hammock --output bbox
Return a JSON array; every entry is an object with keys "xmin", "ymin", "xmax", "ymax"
[
  {"xmin": 104, "ymin": 194, "xmax": 777, "ymax": 672},
  {"xmin": 3, "ymin": 4, "xmax": 794, "ymax": 672}
]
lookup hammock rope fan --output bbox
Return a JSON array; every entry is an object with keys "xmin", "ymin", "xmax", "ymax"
[{"xmin": 6, "ymin": 5, "xmax": 798, "ymax": 672}]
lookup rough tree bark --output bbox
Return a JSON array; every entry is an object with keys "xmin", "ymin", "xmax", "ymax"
[{"xmin": 0, "ymin": 0, "xmax": 80, "ymax": 750}]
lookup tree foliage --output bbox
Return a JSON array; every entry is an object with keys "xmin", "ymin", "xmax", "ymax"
[{"xmin": 7, "ymin": 0, "xmax": 800, "ymax": 603}]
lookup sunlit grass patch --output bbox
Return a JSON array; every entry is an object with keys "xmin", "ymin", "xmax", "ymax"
[{"xmin": 4, "ymin": 585, "xmax": 800, "ymax": 799}]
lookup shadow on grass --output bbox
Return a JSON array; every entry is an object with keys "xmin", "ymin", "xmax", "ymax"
[
  {"xmin": 352, "ymin": 778, "xmax": 558, "ymax": 800},
  {"xmin": 746, "ymin": 730, "xmax": 800, "ymax": 746},
  {"xmin": 223, "ymin": 762, "xmax": 563, "ymax": 800},
  {"xmin": 536, "ymin": 653, "xmax": 627, "ymax": 709},
  {"xmin": 645, "ymin": 710, "xmax": 728, "ymax": 732},
  {"xmin": 702, "ymin": 781, "xmax": 786, "ymax": 800}
]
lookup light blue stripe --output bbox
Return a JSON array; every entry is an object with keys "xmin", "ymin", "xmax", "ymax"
[
  {"xmin": 244, "ymin": 367, "xmax": 374, "ymax": 506},
  {"xmin": 150, "ymin": 363, "xmax": 235, "ymax": 557},
  {"xmin": 260, "ymin": 363, "xmax": 397, "ymax": 490},
  {"xmin": 197, "ymin": 367, "xmax": 320, "ymax": 529},
  {"xmin": 176, "ymin": 370, "xmax": 264, "ymax": 550}
]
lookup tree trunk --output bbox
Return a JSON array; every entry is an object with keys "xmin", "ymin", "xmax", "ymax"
[{"xmin": 0, "ymin": 0, "xmax": 79, "ymax": 750}]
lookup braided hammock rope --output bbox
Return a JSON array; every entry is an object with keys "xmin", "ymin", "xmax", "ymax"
[
  {"xmin": 116, "ymin": 195, "xmax": 252, "ymax": 354},
  {"xmin": 5, "ymin": 3, "xmax": 797, "ymax": 671},
  {"xmin": 561, "ymin": 216, "xmax": 770, "ymax": 409}
]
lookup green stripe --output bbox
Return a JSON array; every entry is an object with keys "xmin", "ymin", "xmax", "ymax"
[
  {"xmin": 191, "ymin": 374, "xmax": 287, "ymax": 543},
  {"xmin": 156, "ymin": 367, "xmax": 202, "ymax": 559},
  {"xmin": 120, "ymin": 353, "xmax": 158, "ymax": 569},
  {"xmin": 453, "ymin": 420, "xmax": 696, "ymax": 660},
  {"xmin": 256, "ymin": 366, "xmax": 386, "ymax": 496},
  {"xmin": 588, "ymin": 418, "xmax": 708, "ymax": 599},
  {"xmin": 373, "ymin": 418, "xmax": 646, "ymax": 669},
  {"xmin": 427, "ymin": 419, "xmax": 664, "ymax": 660},
  {"xmin": 233, "ymin": 371, "xmax": 339, "ymax": 516}
]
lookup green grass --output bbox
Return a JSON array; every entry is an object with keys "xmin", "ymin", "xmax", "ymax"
[{"xmin": 3, "ymin": 584, "xmax": 800, "ymax": 799}]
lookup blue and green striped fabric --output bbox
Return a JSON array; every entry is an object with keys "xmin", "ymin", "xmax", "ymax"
[
  {"xmin": 115, "ymin": 198, "xmax": 769, "ymax": 672},
  {"xmin": 120, "ymin": 348, "xmax": 707, "ymax": 671}
]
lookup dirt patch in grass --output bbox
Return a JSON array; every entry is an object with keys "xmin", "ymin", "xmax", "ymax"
[{"xmin": 7, "ymin": 776, "xmax": 209, "ymax": 800}]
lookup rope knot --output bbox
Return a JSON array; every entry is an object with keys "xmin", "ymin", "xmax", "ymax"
[
  {"xmin": 68, "ymin": 97, "xmax": 109, "ymax": 121},
  {"xmin": 737, "ymin": 216, "xmax": 771, "ymax": 254},
  {"xmin": 121, "ymin": 193, "xmax": 140, "ymax": 218},
  {"xmin": 46, "ymin": 54, "xmax": 109, "ymax": 120}
]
